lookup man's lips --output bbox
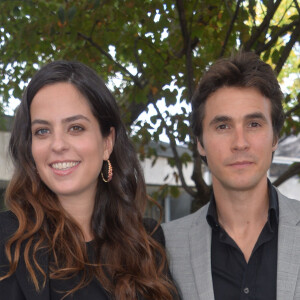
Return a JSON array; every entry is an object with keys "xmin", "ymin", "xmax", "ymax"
[{"xmin": 227, "ymin": 161, "xmax": 254, "ymax": 167}]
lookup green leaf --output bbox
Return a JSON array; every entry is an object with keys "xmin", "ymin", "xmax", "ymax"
[
  {"xmin": 170, "ymin": 185, "xmax": 180, "ymax": 198},
  {"xmin": 271, "ymin": 49, "xmax": 280, "ymax": 64},
  {"xmin": 0, "ymin": 0, "xmax": 299, "ymax": 210},
  {"xmin": 57, "ymin": 6, "xmax": 65, "ymax": 24},
  {"xmin": 67, "ymin": 6, "xmax": 76, "ymax": 21}
]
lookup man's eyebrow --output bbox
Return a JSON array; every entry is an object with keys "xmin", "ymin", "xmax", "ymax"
[
  {"xmin": 209, "ymin": 112, "xmax": 268, "ymax": 127},
  {"xmin": 209, "ymin": 115, "xmax": 232, "ymax": 126},
  {"xmin": 244, "ymin": 112, "xmax": 268, "ymax": 122},
  {"xmin": 31, "ymin": 114, "xmax": 91, "ymax": 126}
]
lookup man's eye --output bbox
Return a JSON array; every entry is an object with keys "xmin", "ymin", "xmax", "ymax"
[
  {"xmin": 217, "ymin": 124, "xmax": 229, "ymax": 130},
  {"xmin": 70, "ymin": 125, "xmax": 84, "ymax": 132},
  {"xmin": 249, "ymin": 122, "xmax": 260, "ymax": 128}
]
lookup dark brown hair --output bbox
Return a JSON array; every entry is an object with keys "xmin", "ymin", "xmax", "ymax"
[
  {"xmin": 2, "ymin": 61, "xmax": 176, "ymax": 299},
  {"xmin": 191, "ymin": 51, "xmax": 285, "ymax": 148}
]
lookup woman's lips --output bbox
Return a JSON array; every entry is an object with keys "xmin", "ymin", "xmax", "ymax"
[{"xmin": 50, "ymin": 161, "xmax": 80, "ymax": 176}]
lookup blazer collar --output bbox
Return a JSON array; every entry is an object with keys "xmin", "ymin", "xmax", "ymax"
[
  {"xmin": 189, "ymin": 204, "xmax": 215, "ymax": 300},
  {"xmin": 188, "ymin": 189, "xmax": 300, "ymax": 300},
  {"xmin": 277, "ymin": 190, "xmax": 300, "ymax": 300},
  {"xmin": 16, "ymin": 246, "xmax": 50, "ymax": 300}
]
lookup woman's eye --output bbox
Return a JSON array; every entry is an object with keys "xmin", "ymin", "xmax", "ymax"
[{"xmin": 34, "ymin": 128, "xmax": 49, "ymax": 136}]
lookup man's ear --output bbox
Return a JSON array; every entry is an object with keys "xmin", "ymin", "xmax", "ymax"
[
  {"xmin": 103, "ymin": 127, "xmax": 115, "ymax": 160},
  {"xmin": 197, "ymin": 139, "xmax": 206, "ymax": 156},
  {"xmin": 272, "ymin": 135, "xmax": 278, "ymax": 152}
]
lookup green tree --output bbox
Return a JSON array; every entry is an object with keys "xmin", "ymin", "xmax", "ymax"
[{"xmin": 0, "ymin": 0, "xmax": 299, "ymax": 210}]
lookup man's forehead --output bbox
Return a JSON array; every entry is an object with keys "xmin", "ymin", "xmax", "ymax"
[{"xmin": 203, "ymin": 87, "xmax": 272, "ymax": 121}]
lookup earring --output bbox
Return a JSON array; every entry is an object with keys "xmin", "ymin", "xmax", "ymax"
[{"xmin": 101, "ymin": 159, "xmax": 113, "ymax": 182}]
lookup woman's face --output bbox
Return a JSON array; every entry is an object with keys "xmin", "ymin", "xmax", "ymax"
[{"xmin": 30, "ymin": 82, "xmax": 114, "ymax": 204}]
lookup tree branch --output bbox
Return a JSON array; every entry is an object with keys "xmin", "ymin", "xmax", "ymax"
[
  {"xmin": 134, "ymin": 37, "xmax": 144, "ymax": 75},
  {"xmin": 125, "ymin": 95, "xmax": 151, "ymax": 125},
  {"xmin": 152, "ymin": 102, "xmax": 197, "ymax": 197},
  {"xmin": 293, "ymin": 0, "xmax": 300, "ymax": 15},
  {"xmin": 272, "ymin": 162, "xmax": 300, "ymax": 186},
  {"xmin": 176, "ymin": 0, "xmax": 195, "ymax": 100},
  {"xmin": 77, "ymin": 32, "xmax": 143, "ymax": 88},
  {"xmin": 285, "ymin": 103, "xmax": 300, "ymax": 118},
  {"xmin": 255, "ymin": 19, "xmax": 299, "ymax": 54},
  {"xmin": 219, "ymin": 0, "xmax": 243, "ymax": 58},
  {"xmin": 176, "ymin": 0, "xmax": 189, "ymax": 48},
  {"xmin": 274, "ymin": 21, "xmax": 300, "ymax": 74},
  {"xmin": 244, "ymin": 0, "xmax": 282, "ymax": 51}
]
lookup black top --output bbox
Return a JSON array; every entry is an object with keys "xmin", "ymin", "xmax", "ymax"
[
  {"xmin": 50, "ymin": 241, "xmax": 110, "ymax": 300},
  {"xmin": 206, "ymin": 181, "xmax": 279, "ymax": 300},
  {"xmin": 0, "ymin": 213, "xmax": 180, "ymax": 300},
  {"xmin": 50, "ymin": 218, "xmax": 173, "ymax": 300}
]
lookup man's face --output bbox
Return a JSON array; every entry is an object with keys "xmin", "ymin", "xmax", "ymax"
[{"xmin": 197, "ymin": 86, "xmax": 277, "ymax": 192}]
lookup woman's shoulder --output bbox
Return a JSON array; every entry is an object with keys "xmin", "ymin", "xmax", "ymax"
[{"xmin": 143, "ymin": 218, "xmax": 165, "ymax": 246}]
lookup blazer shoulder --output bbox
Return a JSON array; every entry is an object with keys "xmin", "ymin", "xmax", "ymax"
[
  {"xmin": 276, "ymin": 188, "xmax": 300, "ymax": 226},
  {"xmin": 162, "ymin": 202, "xmax": 209, "ymax": 233}
]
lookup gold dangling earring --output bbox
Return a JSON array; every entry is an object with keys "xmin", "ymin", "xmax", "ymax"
[{"xmin": 101, "ymin": 159, "xmax": 113, "ymax": 182}]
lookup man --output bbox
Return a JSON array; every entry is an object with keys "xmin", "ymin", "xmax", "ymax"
[{"xmin": 162, "ymin": 52, "xmax": 300, "ymax": 300}]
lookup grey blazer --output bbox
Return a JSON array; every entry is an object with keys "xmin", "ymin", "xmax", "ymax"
[{"xmin": 162, "ymin": 188, "xmax": 300, "ymax": 300}]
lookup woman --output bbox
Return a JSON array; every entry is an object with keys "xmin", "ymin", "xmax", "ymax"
[{"xmin": 0, "ymin": 61, "xmax": 178, "ymax": 299}]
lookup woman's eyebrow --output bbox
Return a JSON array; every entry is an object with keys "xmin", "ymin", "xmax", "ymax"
[
  {"xmin": 31, "ymin": 114, "xmax": 91, "ymax": 126},
  {"xmin": 31, "ymin": 119, "xmax": 50, "ymax": 126},
  {"xmin": 62, "ymin": 114, "xmax": 91, "ymax": 124}
]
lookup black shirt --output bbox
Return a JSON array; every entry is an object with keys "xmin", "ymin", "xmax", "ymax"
[
  {"xmin": 50, "ymin": 219, "xmax": 179, "ymax": 300},
  {"xmin": 206, "ymin": 181, "xmax": 279, "ymax": 300},
  {"xmin": 50, "ymin": 240, "xmax": 110, "ymax": 300}
]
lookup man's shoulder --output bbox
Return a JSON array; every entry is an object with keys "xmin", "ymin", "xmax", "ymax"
[
  {"xmin": 276, "ymin": 188, "xmax": 300, "ymax": 224},
  {"xmin": 162, "ymin": 202, "xmax": 209, "ymax": 233},
  {"xmin": 276, "ymin": 188, "xmax": 300, "ymax": 208}
]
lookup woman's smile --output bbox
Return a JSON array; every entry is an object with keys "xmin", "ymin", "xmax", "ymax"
[{"xmin": 30, "ymin": 82, "xmax": 113, "ymax": 202}]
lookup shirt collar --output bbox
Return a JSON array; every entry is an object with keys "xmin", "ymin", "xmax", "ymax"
[
  {"xmin": 206, "ymin": 179, "xmax": 279, "ymax": 230},
  {"xmin": 268, "ymin": 179, "xmax": 279, "ymax": 226}
]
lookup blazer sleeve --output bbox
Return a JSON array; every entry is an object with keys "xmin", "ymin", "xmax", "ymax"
[{"xmin": 143, "ymin": 218, "xmax": 182, "ymax": 300}]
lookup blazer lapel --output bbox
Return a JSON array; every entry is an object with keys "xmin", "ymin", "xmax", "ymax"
[
  {"xmin": 277, "ymin": 192, "xmax": 300, "ymax": 300},
  {"xmin": 16, "ymin": 246, "xmax": 50, "ymax": 300},
  {"xmin": 189, "ymin": 205, "xmax": 215, "ymax": 300}
]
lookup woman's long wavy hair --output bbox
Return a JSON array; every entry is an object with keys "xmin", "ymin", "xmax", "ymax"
[{"xmin": 2, "ymin": 61, "xmax": 176, "ymax": 299}]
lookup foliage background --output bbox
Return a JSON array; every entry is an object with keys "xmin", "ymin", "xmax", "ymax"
[{"xmin": 0, "ymin": 0, "xmax": 299, "ymax": 210}]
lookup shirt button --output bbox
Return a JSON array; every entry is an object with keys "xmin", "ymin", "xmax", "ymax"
[{"xmin": 244, "ymin": 287, "xmax": 250, "ymax": 294}]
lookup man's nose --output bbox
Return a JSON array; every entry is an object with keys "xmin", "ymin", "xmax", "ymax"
[{"xmin": 231, "ymin": 127, "xmax": 249, "ymax": 151}]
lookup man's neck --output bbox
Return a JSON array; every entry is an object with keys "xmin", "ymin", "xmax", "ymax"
[{"xmin": 213, "ymin": 177, "xmax": 270, "ymax": 262}]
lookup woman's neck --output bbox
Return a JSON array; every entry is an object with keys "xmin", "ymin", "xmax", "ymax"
[{"xmin": 58, "ymin": 194, "xmax": 95, "ymax": 242}]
